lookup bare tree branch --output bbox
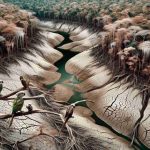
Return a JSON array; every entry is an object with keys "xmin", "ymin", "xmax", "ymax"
[
  {"xmin": 0, "ymin": 109, "xmax": 60, "ymax": 120},
  {"xmin": 1, "ymin": 94, "xmax": 68, "ymax": 104},
  {"xmin": 0, "ymin": 87, "xmax": 25, "ymax": 99},
  {"xmin": 72, "ymin": 100, "xmax": 94, "ymax": 105}
]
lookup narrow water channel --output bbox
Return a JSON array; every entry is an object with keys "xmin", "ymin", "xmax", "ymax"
[{"xmin": 47, "ymin": 31, "xmax": 83, "ymax": 104}]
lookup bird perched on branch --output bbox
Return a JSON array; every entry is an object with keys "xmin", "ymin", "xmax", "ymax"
[
  {"xmin": 20, "ymin": 76, "xmax": 29, "ymax": 89},
  {"xmin": 9, "ymin": 92, "xmax": 25, "ymax": 128},
  {"xmin": 0, "ymin": 80, "xmax": 3, "ymax": 96},
  {"xmin": 26, "ymin": 104, "xmax": 33, "ymax": 112},
  {"xmin": 61, "ymin": 104, "xmax": 75, "ymax": 131}
]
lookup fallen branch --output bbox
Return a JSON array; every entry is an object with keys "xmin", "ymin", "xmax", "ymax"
[
  {"xmin": 17, "ymin": 132, "xmax": 54, "ymax": 144},
  {"xmin": 11, "ymin": 128, "xmax": 56, "ymax": 149}
]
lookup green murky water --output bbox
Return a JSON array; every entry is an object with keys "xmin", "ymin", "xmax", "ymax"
[{"xmin": 47, "ymin": 31, "xmax": 83, "ymax": 104}]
